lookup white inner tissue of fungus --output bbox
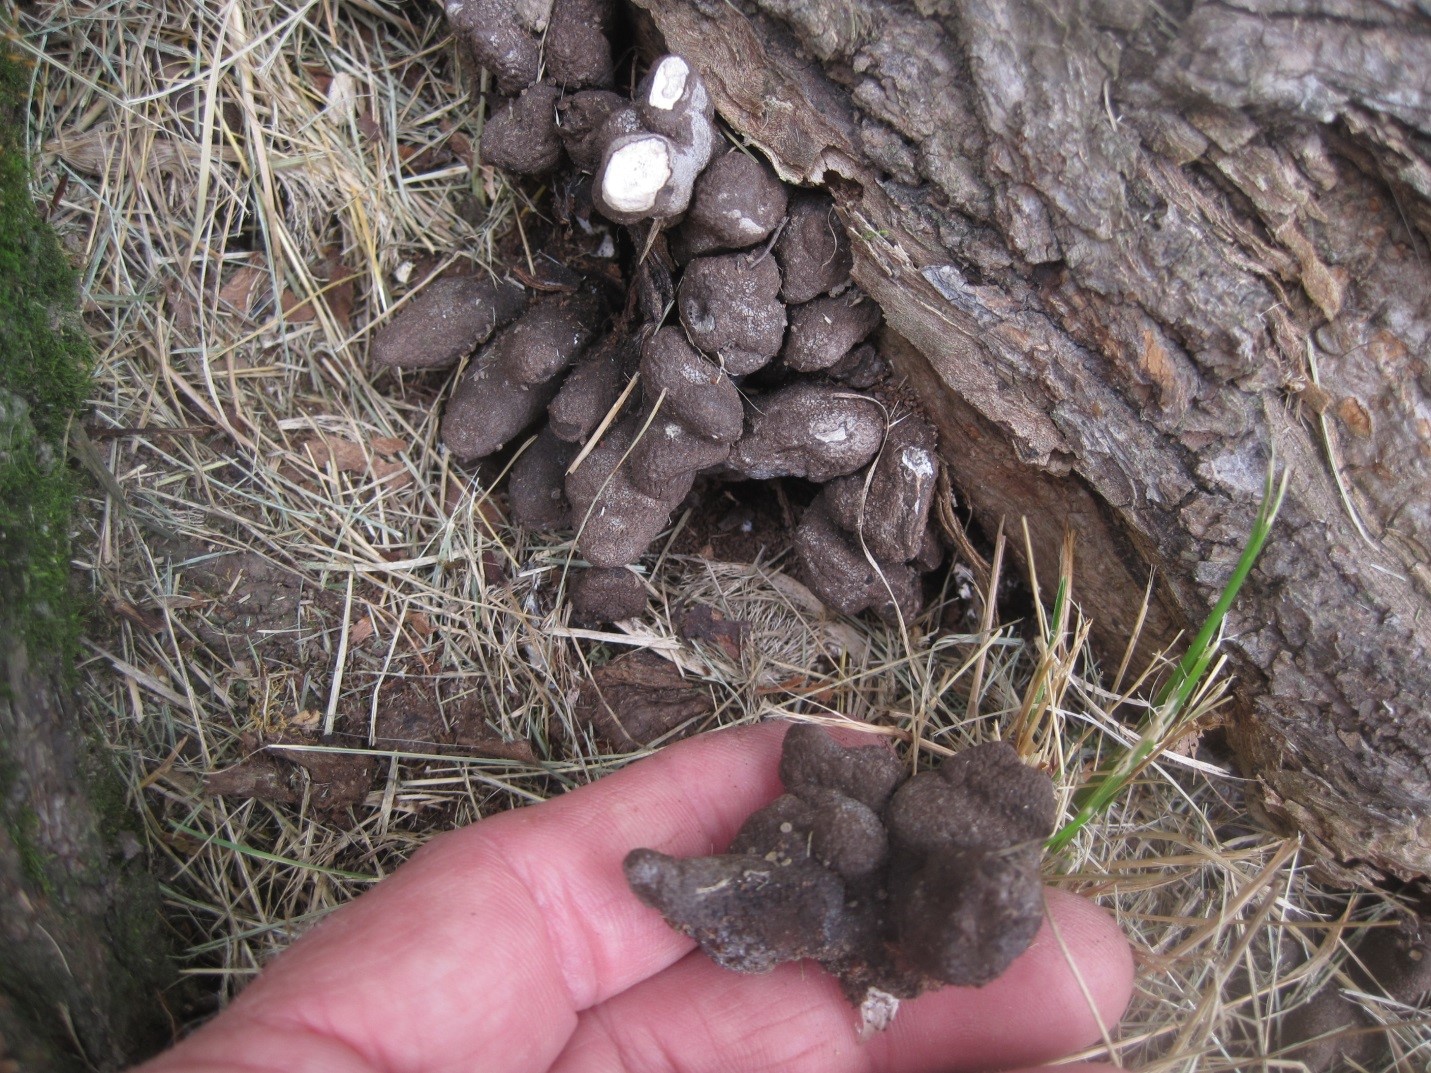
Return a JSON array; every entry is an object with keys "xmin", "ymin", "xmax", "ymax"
[
  {"xmin": 603, "ymin": 138, "xmax": 671, "ymax": 213},
  {"xmin": 901, "ymin": 447, "xmax": 934, "ymax": 479},
  {"xmin": 687, "ymin": 308, "xmax": 716, "ymax": 334},
  {"xmin": 649, "ymin": 56, "xmax": 689, "ymax": 110},
  {"xmin": 813, "ymin": 418, "xmax": 851, "ymax": 444}
]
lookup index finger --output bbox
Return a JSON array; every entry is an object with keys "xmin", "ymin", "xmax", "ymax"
[{"xmin": 144, "ymin": 722, "xmax": 792, "ymax": 1073}]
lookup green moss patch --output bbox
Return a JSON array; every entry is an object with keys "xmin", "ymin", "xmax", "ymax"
[{"xmin": 0, "ymin": 44, "xmax": 92, "ymax": 656}]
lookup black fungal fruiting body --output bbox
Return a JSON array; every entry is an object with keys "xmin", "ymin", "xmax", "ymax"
[
  {"xmin": 376, "ymin": 21, "xmax": 952, "ymax": 624},
  {"xmin": 625, "ymin": 725, "xmax": 1056, "ymax": 1025}
]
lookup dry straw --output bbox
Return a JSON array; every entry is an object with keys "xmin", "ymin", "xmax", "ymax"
[{"xmin": 20, "ymin": 1, "xmax": 1428, "ymax": 1068}]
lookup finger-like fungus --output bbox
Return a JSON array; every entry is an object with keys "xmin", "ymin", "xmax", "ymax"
[
  {"xmin": 782, "ymin": 290, "xmax": 883, "ymax": 373},
  {"xmin": 442, "ymin": 289, "xmax": 607, "ymax": 460},
  {"xmin": 397, "ymin": 35, "xmax": 960, "ymax": 635},
  {"xmin": 775, "ymin": 192, "xmax": 855, "ymax": 304},
  {"xmin": 795, "ymin": 496, "xmax": 922, "ymax": 620},
  {"xmin": 479, "ymin": 82, "xmax": 565, "ymax": 175},
  {"xmin": 821, "ymin": 413, "xmax": 939, "ymax": 564},
  {"xmin": 566, "ymin": 417, "xmax": 686, "ymax": 568},
  {"xmin": 370, "ymin": 276, "xmax": 527, "ymax": 369},
  {"xmin": 625, "ymin": 725, "xmax": 1057, "ymax": 1029},
  {"xmin": 568, "ymin": 565, "xmax": 648, "ymax": 626},
  {"xmin": 507, "ymin": 425, "xmax": 578, "ymax": 531},
  {"xmin": 593, "ymin": 55, "xmax": 716, "ymax": 225},
  {"xmin": 677, "ymin": 252, "xmax": 787, "ymax": 375},
  {"xmin": 445, "ymin": 0, "xmax": 545, "ymax": 95},
  {"xmin": 671, "ymin": 148, "xmax": 790, "ymax": 261},
  {"xmin": 729, "ymin": 381, "xmax": 884, "ymax": 482},
  {"xmin": 543, "ymin": 0, "xmax": 614, "ymax": 88}
]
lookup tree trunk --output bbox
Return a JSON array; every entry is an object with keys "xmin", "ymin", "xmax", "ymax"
[
  {"xmin": 0, "ymin": 639, "xmax": 174, "ymax": 1071},
  {"xmin": 632, "ymin": 0, "xmax": 1431, "ymax": 886},
  {"xmin": 0, "ymin": 64, "xmax": 175, "ymax": 1067}
]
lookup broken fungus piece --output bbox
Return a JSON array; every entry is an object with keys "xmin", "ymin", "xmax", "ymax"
[
  {"xmin": 370, "ymin": 276, "xmax": 527, "ymax": 369},
  {"xmin": 593, "ymin": 55, "xmax": 716, "ymax": 225},
  {"xmin": 625, "ymin": 725, "xmax": 1057, "ymax": 1023},
  {"xmin": 625, "ymin": 850, "xmax": 852, "ymax": 972},
  {"xmin": 779, "ymin": 723, "xmax": 905, "ymax": 812},
  {"xmin": 636, "ymin": 54, "xmax": 716, "ymax": 151}
]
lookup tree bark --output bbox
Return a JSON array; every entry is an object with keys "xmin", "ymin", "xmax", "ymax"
[
  {"xmin": 631, "ymin": 0, "xmax": 1431, "ymax": 885},
  {"xmin": 0, "ymin": 641, "xmax": 173, "ymax": 1071},
  {"xmin": 0, "ymin": 64, "xmax": 175, "ymax": 1066}
]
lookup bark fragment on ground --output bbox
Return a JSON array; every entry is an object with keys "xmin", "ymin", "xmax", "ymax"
[{"xmin": 632, "ymin": 0, "xmax": 1431, "ymax": 884}]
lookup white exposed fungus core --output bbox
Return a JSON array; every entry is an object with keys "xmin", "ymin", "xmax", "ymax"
[
  {"xmin": 858, "ymin": 988, "xmax": 901, "ymax": 1037},
  {"xmin": 648, "ymin": 56, "xmax": 689, "ymax": 110},
  {"xmin": 813, "ymin": 418, "xmax": 851, "ymax": 444},
  {"xmin": 602, "ymin": 137, "xmax": 672, "ymax": 213},
  {"xmin": 900, "ymin": 447, "xmax": 934, "ymax": 479}
]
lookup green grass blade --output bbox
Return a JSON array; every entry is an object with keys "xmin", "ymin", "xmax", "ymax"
[{"xmin": 1047, "ymin": 462, "xmax": 1289, "ymax": 855}]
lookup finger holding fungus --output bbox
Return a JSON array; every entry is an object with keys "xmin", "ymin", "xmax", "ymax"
[{"xmin": 624, "ymin": 726, "xmax": 1058, "ymax": 1015}]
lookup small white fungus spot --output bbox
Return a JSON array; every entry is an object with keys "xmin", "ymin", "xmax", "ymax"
[
  {"xmin": 900, "ymin": 446, "xmax": 934, "ymax": 479},
  {"xmin": 723, "ymin": 209, "xmax": 765, "ymax": 237},
  {"xmin": 779, "ymin": 821, "xmax": 793, "ymax": 833},
  {"xmin": 648, "ymin": 56, "xmax": 689, "ymax": 110}
]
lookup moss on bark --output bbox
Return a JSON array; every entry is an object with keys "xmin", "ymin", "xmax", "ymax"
[{"xmin": 0, "ymin": 42, "xmax": 91, "ymax": 660}]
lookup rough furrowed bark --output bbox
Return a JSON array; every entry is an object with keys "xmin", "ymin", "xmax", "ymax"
[{"xmin": 632, "ymin": 0, "xmax": 1431, "ymax": 885}]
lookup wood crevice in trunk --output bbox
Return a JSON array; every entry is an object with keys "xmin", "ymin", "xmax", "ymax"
[{"xmin": 633, "ymin": 0, "xmax": 1431, "ymax": 885}]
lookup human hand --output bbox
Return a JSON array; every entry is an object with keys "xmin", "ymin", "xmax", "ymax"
[{"xmin": 136, "ymin": 723, "xmax": 1133, "ymax": 1073}]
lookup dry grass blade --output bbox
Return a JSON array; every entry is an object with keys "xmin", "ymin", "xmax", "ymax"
[{"xmin": 21, "ymin": 2, "xmax": 1428, "ymax": 1069}]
